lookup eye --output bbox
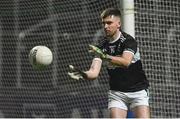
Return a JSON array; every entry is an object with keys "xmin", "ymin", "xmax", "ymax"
[
  {"xmin": 102, "ymin": 21, "xmax": 112, "ymax": 25},
  {"xmin": 106, "ymin": 21, "xmax": 112, "ymax": 25}
]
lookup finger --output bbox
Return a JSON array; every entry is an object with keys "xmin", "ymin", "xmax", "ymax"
[
  {"xmin": 89, "ymin": 45, "xmax": 103, "ymax": 54},
  {"xmin": 68, "ymin": 72, "xmax": 80, "ymax": 76},
  {"xmin": 89, "ymin": 44, "xmax": 97, "ymax": 50},
  {"xmin": 69, "ymin": 65, "xmax": 75, "ymax": 71},
  {"xmin": 89, "ymin": 44, "xmax": 94, "ymax": 49},
  {"xmin": 69, "ymin": 65, "xmax": 81, "ymax": 73},
  {"xmin": 88, "ymin": 49, "xmax": 94, "ymax": 53},
  {"xmin": 69, "ymin": 65, "xmax": 84, "ymax": 74},
  {"xmin": 67, "ymin": 72, "xmax": 80, "ymax": 80},
  {"xmin": 89, "ymin": 45, "xmax": 101, "ymax": 53},
  {"xmin": 68, "ymin": 65, "xmax": 87, "ymax": 79}
]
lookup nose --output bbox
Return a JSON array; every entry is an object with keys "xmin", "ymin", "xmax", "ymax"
[{"xmin": 104, "ymin": 23, "xmax": 108, "ymax": 29}]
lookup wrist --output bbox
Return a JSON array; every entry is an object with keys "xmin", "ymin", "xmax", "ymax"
[
  {"xmin": 106, "ymin": 54, "xmax": 112, "ymax": 61},
  {"xmin": 81, "ymin": 71, "xmax": 88, "ymax": 79}
]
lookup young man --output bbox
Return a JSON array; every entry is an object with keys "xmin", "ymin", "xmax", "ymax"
[{"xmin": 68, "ymin": 8, "xmax": 150, "ymax": 118}]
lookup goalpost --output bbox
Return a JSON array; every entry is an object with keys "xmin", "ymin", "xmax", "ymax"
[
  {"xmin": 121, "ymin": 0, "xmax": 135, "ymax": 117},
  {"xmin": 121, "ymin": 0, "xmax": 135, "ymax": 38}
]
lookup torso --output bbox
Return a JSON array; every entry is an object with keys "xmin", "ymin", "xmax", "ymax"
[{"xmin": 97, "ymin": 31, "xmax": 149, "ymax": 92}]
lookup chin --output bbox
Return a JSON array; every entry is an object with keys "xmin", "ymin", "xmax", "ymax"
[{"xmin": 106, "ymin": 34, "xmax": 113, "ymax": 38}]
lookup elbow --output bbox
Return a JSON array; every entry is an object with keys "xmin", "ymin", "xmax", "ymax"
[
  {"xmin": 89, "ymin": 77, "xmax": 97, "ymax": 80},
  {"xmin": 88, "ymin": 74, "xmax": 99, "ymax": 80},
  {"xmin": 122, "ymin": 62, "xmax": 131, "ymax": 68},
  {"xmin": 85, "ymin": 71, "xmax": 99, "ymax": 80}
]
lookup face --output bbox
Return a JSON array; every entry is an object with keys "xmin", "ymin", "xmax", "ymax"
[{"xmin": 101, "ymin": 15, "xmax": 121, "ymax": 38}]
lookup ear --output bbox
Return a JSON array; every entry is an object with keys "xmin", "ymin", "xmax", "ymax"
[{"xmin": 118, "ymin": 21, "xmax": 121, "ymax": 28}]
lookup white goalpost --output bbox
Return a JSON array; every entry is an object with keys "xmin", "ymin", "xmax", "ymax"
[{"xmin": 121, "ymin": 0, "xmax": 135, "ymax": 38}]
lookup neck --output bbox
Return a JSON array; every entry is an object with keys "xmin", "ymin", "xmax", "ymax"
[
  {"xmin": 109, "ymin": 30, "xmax": 121, "ymax": 43},
  {"xmin": 113, "ymin": 30, "xmax": 121, "ymax": 40}
]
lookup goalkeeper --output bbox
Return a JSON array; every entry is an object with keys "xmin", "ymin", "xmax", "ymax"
[{"xmin": 68, "ymin": 8, "xmax": 150, "ymax": 118}]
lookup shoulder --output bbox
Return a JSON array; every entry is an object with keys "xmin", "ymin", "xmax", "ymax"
[
  {"xmin": 121, "ymin": 31, "xmax": 136, "ymax": 41},
  {"xmin": 121, "ymin": 31, "xmax": 137, "ymax": 45},
  {"xmin": 120, "ymin": 31, "xmax": 137, "ymax": 54}
]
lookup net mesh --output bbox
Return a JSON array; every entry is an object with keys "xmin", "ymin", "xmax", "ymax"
[
  {"xmin": 135, "ymin": 0, "xmax": 180, "ymax": 117},
  {"xmin": 0, "ymin": 0, "xmax": 179, "ymax": 118}
]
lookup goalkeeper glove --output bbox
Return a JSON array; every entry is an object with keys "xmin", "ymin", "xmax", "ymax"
[
  {"xmin": 89, "ymin": 45, "xmax": 111, "ymax": 60},
  {"xmin": 67, "ymin": 65, "xmax": 87, "ymax": 80}
]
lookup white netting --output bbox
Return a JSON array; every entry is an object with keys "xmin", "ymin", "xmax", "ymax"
[
  {"xmin": 0, "ymin": 0, "xmax": 179, "ymax": 118},
  {"xmin": 135, "ymin": 0, "xmax": 180, "ymax": 117}
]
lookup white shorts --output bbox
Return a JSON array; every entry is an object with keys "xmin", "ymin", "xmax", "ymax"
[{"xmin": 108, "ymin": 89, "xmax": 149, "ymax": 111}]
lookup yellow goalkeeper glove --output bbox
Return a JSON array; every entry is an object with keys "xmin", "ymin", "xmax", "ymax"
[
  {"xmin": 67, "ymin": 65, "xmax": 87, "ymax": 80},
  {"xmin": 89, "ymin": 45, "xmax": 111, "ymax": 60}
]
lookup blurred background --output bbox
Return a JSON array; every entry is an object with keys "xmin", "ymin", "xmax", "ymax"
[{"xmin": 0, "ymin": 0, "xmax": 179, "ymax": 118}]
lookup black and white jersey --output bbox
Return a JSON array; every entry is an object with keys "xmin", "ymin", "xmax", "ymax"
[{"xmin": 97, "ymin": 31, "xmax": 149, "ymax": 92}]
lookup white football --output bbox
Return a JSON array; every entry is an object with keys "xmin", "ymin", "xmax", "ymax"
[{"xmin": 29, "ymin": 46, "xmax": 53, "ymax": 70}]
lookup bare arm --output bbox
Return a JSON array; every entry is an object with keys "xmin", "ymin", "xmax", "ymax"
[
  {"xmin": 85, "ymin": 58, "xmax": 102, "ymax": 80},
  {"xmin": 108, "ymin": 51, "xmax": 134, "ymax": 68},
  {"xmin": 88, "ymin": 44, "xmax": 134, "ymax": 68}
]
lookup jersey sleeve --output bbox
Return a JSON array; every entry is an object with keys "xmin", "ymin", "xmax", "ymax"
[{"xmin": 123, "ymin": 37, "xmax": 137, "ymax": 55}]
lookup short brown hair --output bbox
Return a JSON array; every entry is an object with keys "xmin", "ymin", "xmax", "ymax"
[{"xmin": 101, "ymin": 8, "xmax": 121, "ymax": 19}]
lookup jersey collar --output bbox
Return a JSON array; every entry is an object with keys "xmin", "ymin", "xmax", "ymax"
[{"xmin": 109, "ymin": 31, "xmax": 121, "ymax": 44}]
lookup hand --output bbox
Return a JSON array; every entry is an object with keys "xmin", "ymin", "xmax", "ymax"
[
  {"xmin": 89, "ymin": 45, "xmax": 111, "ymax": 60},
  {"xmin": 67, "ymin": 65, "xmax": 87, "ymax": 80}
]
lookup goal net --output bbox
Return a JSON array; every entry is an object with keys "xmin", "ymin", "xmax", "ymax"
[
  {"xmin": 135, "ymin": 0, "xmax": 180, "ymax": 117},
  {"xmin": 0, "ymin": 0, "xmax": 179, "ymax": 118}
]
